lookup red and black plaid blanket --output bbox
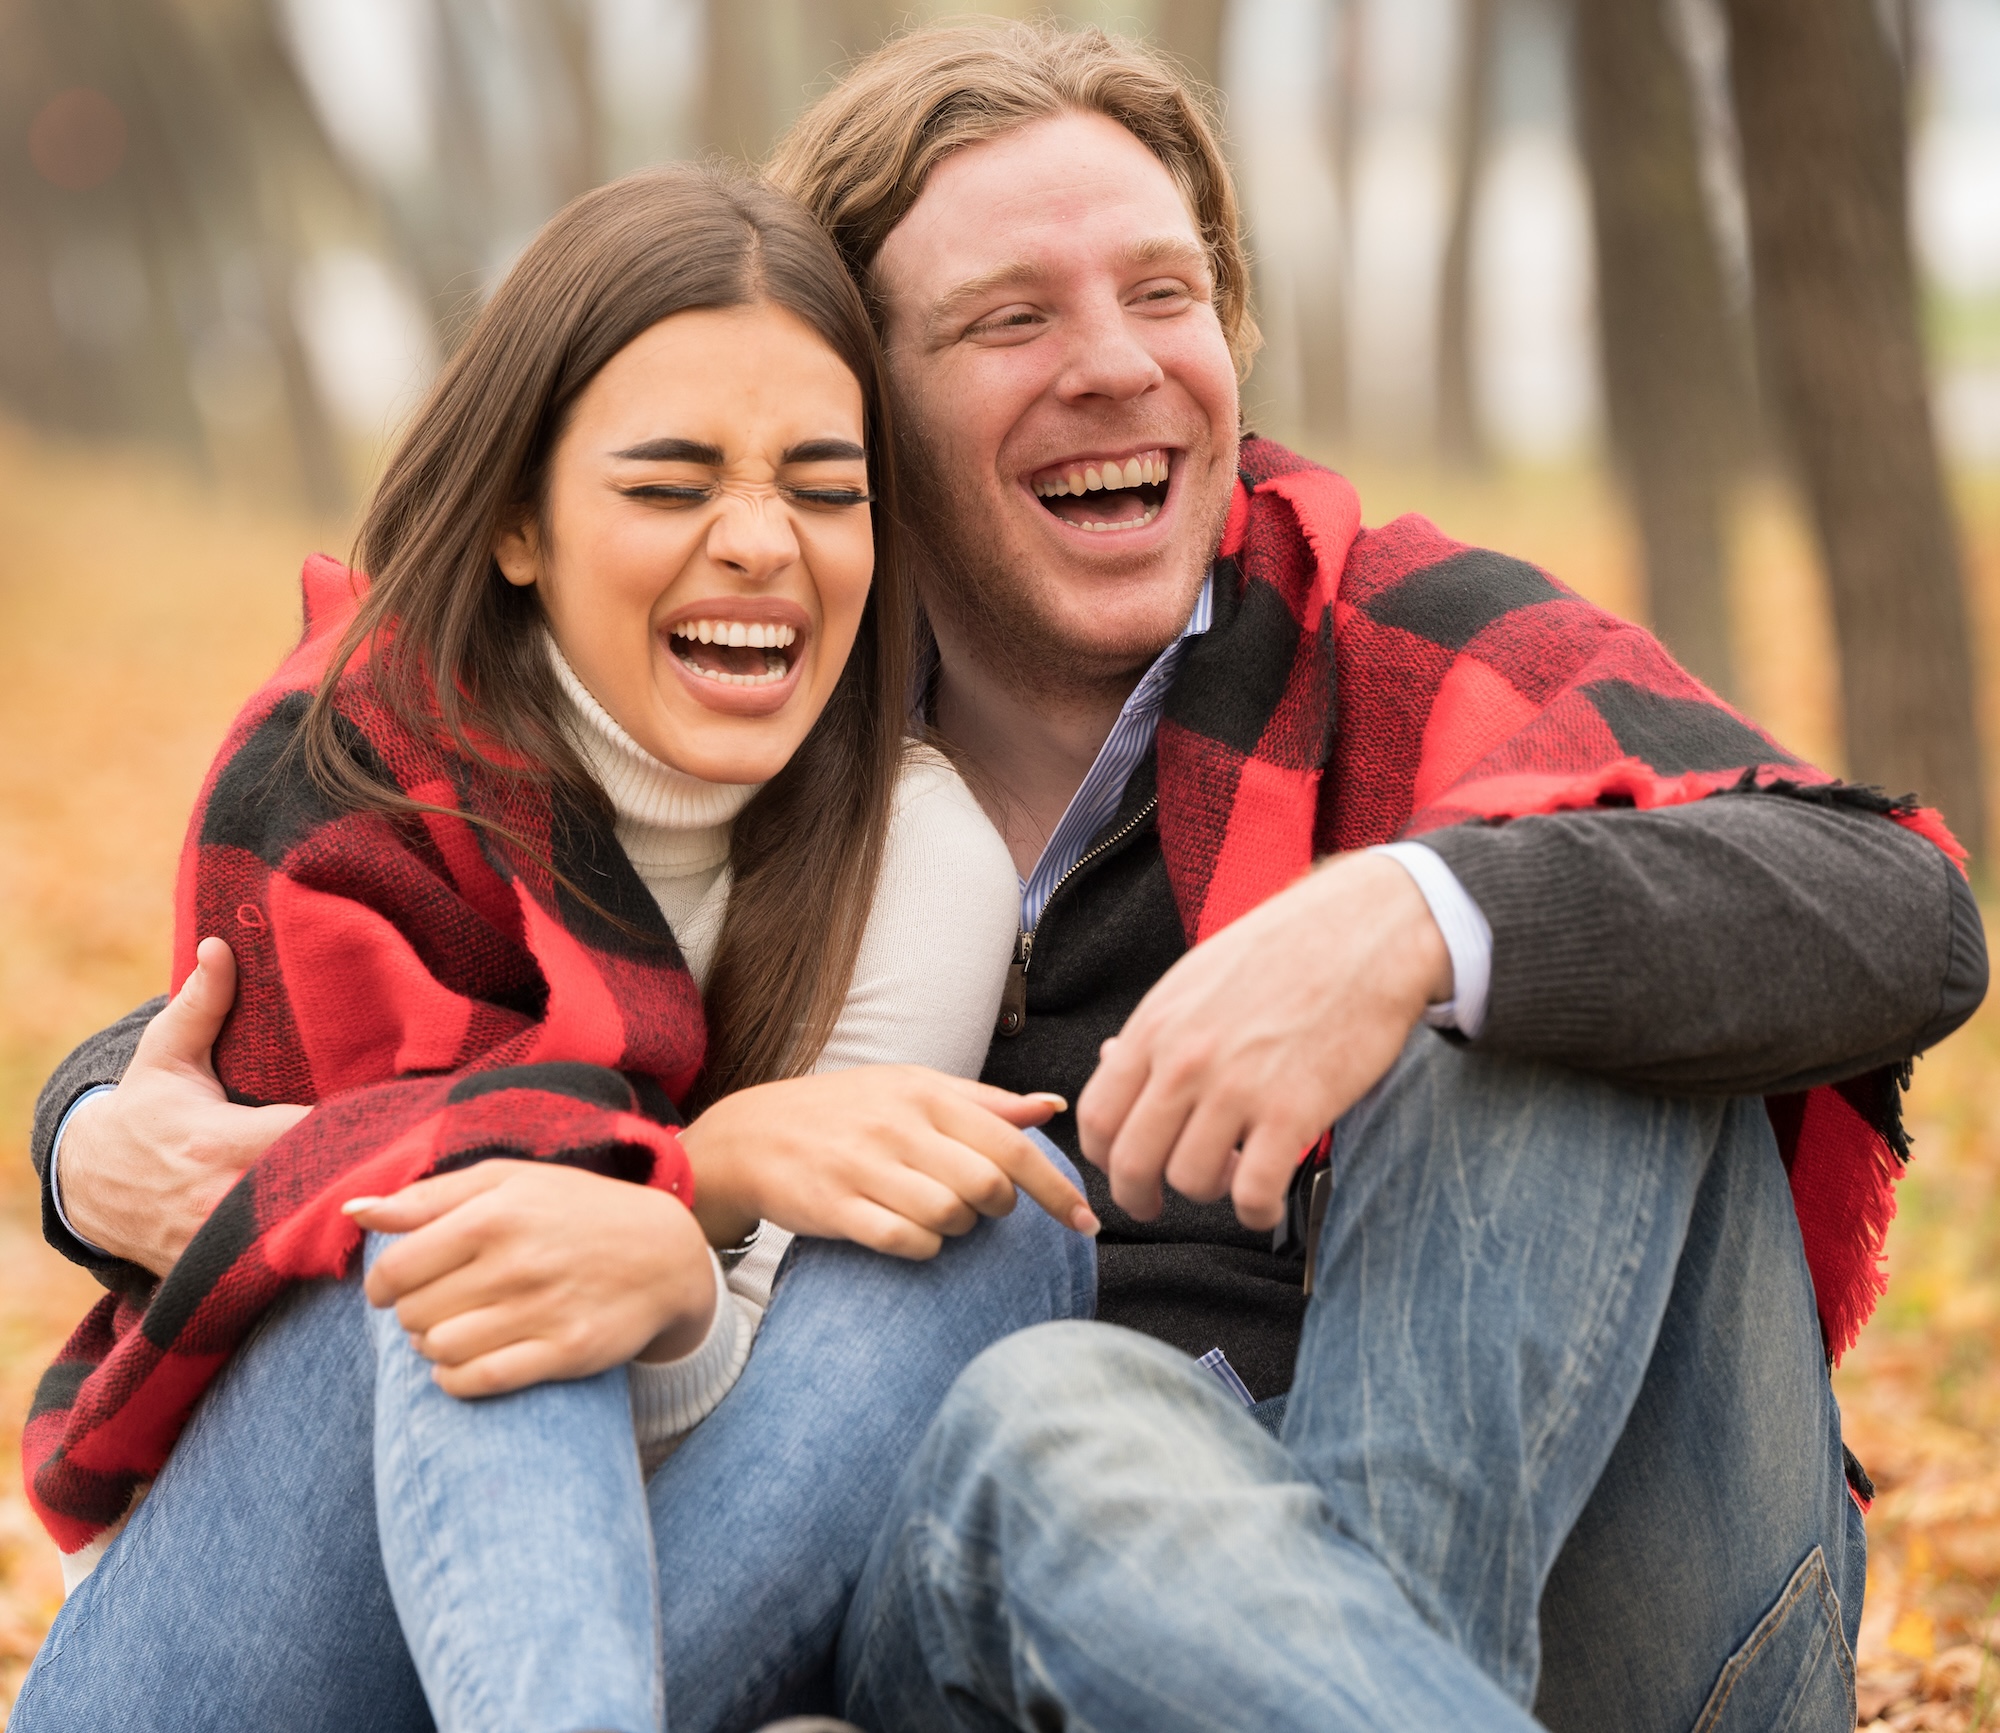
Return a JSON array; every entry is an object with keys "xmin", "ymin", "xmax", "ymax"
[
  {"xmin": 1158, "ymin": 437, "xmax": 1966, "ymax": 1364},
  {"xmin": 27, "ymin": 556, "xmax": 706, "ymax": 1555}
]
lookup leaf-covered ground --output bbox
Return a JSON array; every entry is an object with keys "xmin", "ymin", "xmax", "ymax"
[{"xmin": 0, "ymin": 426, "xmax": 1992, "ymax": 1725}]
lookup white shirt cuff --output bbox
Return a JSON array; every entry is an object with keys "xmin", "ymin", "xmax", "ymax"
[
  {"xmin": 50, "ymin": 1084, "xmax": 116, "ymax": 1257},
  {"xmin": 1369, "ymin": 842, "xmax": 1493, "ymax": 1039}
]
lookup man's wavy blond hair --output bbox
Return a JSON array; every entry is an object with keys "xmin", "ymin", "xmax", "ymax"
[{"xmin": 767, "ymin": 18, "xmax": 1261, "ymax": 377}]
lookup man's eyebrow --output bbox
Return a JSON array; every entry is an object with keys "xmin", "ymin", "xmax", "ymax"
[
  {"xmin": 1122, "ymin": 235, "xmax": 1210, "ymax": 275},
  {"xmin": 925, "ymin": 235, "xmax": 1213, "ymax": 342},
  {"xmin": 610, "ymin": 437, "xmax": 724, "ymax": 464},
  {"xmin": 781, "ymin": 438, "xmax": 866, "ymax": 464},
  {"xmin": 926, "ymin": 260, "xmax": 1040, "ymax": 340}
]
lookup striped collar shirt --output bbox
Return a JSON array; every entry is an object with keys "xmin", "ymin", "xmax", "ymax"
[{"xmin": 1018, "ymin": 571, "xmax": 1214, "ymax": 932}]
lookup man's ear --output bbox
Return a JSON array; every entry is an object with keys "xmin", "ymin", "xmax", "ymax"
[{"xmin": 494, "ymin": 513, "xmax": 542, "ymax": 588}]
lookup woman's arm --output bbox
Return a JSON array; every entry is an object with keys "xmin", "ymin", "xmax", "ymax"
[{"xmin": 677, "ymin": 749, "xmax": 1096, "ymax": 1260}]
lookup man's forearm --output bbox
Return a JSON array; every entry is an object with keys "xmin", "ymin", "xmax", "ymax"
[
  {"xmin": 32, "ymin": 998, "xmax": 161, "ymax": 1278},
  {"xmin": 1422, "ymin": 793, "xmax": 1986, "ymax": 1095}
]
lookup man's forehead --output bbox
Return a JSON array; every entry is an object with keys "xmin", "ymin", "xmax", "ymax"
[{"xmin": 878, "ymin": 114, "xmax": 1208, "ymax": 320}]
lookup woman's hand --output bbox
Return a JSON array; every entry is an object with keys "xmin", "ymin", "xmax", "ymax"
[
  {"xmin": 678, "ymin": 1065, "xmax": 1099, "ymax": 1259},
  {"xmin": 342, "ymin": 1161, "xmax": 718, "ymax": 1398}
]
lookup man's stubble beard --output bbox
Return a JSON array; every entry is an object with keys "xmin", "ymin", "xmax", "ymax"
[{"xmin": 892, "ymin": 414, "xmax": 1228, "ymax": 711}]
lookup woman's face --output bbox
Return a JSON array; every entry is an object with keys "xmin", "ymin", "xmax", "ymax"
[{"xmin": 497, "ymin": 301, "xmax": 875, "ymax": 786}]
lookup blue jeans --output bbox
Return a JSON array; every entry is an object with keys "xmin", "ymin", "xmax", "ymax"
[
  {"xmin": 838, "ymin": 1034, "xmax": 1864, "ymax": 1731},
  {"xmin": 12, "ymin": 1146, "xmax": 1096, "ymax": 1733}
]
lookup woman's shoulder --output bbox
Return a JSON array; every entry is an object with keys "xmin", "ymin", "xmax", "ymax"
[{"xmin": 874, "ymin": 740, "xmax": 1017, "ymax": 918}]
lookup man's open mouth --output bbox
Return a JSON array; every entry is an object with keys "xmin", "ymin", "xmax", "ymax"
[
  {"xmin": 666, "ymin": 617, "xmax": 802, "ymax": 689},
  {"xmin": 1029, "ymin": 449, "xmax": 1171, "ymax": 532}
]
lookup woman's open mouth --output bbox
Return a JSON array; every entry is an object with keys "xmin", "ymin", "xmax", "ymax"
[
  {"xmin": 666, "ymin": 616, "xmax": 801, "ymax": 689},
  {"xmin": 1029, "ymin": 449, "xmax": 1171, "ymax": 533}
]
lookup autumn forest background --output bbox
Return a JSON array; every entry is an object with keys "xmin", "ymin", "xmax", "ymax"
[{"xmin": 1, "ymin": 0, "xmax": 1998, "ymax": 1727}]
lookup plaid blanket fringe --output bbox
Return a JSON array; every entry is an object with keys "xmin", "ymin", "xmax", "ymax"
[{"xmin": 1155, "ymin": 438, "xmax": 1965, "ymax": 1366}]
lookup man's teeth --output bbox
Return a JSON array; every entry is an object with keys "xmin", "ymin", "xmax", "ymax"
[
  {"xmin": 670, "ymin": 619, "xmax": 798, "ymax": 649},
  {"xmin": 1073, "ymin": 504, "xmax": 1163, "ymax": 532},
  {"xmin": 1031, "ymin": 451, "xmax": 1171, "ymax": 498}
]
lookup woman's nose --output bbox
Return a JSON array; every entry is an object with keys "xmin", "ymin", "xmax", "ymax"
[{"xmin": 704, "ymin": 490, "xmax": 800, "ymax": 581}]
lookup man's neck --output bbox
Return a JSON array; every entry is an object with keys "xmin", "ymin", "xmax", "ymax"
[{"xmin": 932, "ymin": 634, "xmax": 1142, "ymax": 879}]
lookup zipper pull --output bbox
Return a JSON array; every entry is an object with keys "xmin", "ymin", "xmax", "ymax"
[{"xmin": 996, "ymin": 929, "xmax": 1029, "ymax": 1038}]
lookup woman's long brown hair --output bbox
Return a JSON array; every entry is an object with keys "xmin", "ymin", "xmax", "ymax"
[{"xmin": 298, "ymin": 164, "xmax": 911, "ymax": 1100}]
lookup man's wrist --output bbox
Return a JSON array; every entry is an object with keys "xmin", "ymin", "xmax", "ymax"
[
  {"xmin": 50, "ymin": 1084, "xmax": 117, "ymax": 1258},
  {"xmin": 1368, "ymin": 842, "xmax": 1493, "ymax": 1038}
]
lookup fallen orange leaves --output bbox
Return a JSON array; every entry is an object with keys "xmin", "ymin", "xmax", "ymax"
[{"xmin": 0, "ymin": 432, "xmax": 1994, "ymax": 1728}]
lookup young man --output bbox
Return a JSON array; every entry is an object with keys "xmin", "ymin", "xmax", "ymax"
[{"xmin": 34, "ymin": 20, "xmax": 1985, "ymax": 1732}]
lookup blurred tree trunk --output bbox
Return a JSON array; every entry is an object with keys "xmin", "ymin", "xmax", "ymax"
[
  {"xmin": 1575, "ymin": 0, "xmax": 1748, "ymax": 698},
  {"xmin": 1723, "ymin": 0, "xmax": 1987, "ymax": 859},
  {"xmin": 0, "ymin": 0, "xmax": 355, "ymax": 512},
  {"xmin": 1304, "ymin": 0, "xmax": 1364, "ymax": 443},
  {"xmin": 1436, "ymin": 0, "xmax": 1496, "ymax": 469},
  {"xmin": 542, "ymin": 0, "xmax": 604, "ymax": 197},
  {"xmin": 1158, "ymin": 0, "xmax": 1229, "ymax": 93},
  {"xmin": 818, "ymin": 1, "xmax": 903, "ymax": 64},
  {"xmin": 703, "ymin": 0, "xmax": 775, "ymax": 164}
]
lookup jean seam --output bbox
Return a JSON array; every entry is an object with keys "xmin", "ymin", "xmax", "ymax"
[
  {"xmin": 1690, "ymin": 1546, "xmax": 1832, "ymax": 1733},
  {"xmin": 1520, "ymin": 1108, "xmax": 1673, "ymax": 1516},
  {"xmin": 379, "ymin": 1333, "xmax": 507, "ymax": 1733},
  {"xmin": 1810, "ymin": 1547, "xmax": 1858, "ymax": 1698}
]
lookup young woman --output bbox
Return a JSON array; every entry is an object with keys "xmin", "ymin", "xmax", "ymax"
[{"xmin": 15, "ymin": 165, "xmax": 1096, "ymax": 1733}]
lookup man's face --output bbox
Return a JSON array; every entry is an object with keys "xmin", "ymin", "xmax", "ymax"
[{"xmin": 872, "ymin": 110, "xmax": 1240, "ymax": 698}]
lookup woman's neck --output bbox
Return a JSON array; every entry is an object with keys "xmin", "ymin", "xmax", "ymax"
[{"xmin": 547, "ymin": 640, "xmax": 762, "ymax": 877}]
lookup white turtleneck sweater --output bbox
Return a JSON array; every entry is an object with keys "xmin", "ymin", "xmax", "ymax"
[{"xmin": 550, "ymin": 647, "xmax": 1021, "ymax": 1471}]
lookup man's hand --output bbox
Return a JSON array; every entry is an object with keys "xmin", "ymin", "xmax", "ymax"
[
  {"xmin": 1075, "ymin": 851, "xmax": 1452, "ymax": 1231},
  {"xmin": 59, "ymin": 937, "xmax": 309, "ymax": 1276},
  {"xmin": 678, "ymin": 1066, "xmax": 1099, "ymax": 1259},
  {"xmin": 345, "ymin": 1162, "xmax": 720, "ymax": 1398}
]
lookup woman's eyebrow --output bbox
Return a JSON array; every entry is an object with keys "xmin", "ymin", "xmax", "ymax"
[
  {"xmin": 781, "ymin": 438, "xmax": 866, "ymax": 464},
  {"xmin": 611, "ymin": 437, "xmax": 724, "ymax": 463}
]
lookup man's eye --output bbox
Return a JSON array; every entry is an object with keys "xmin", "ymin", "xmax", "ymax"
[{"xmin": 966, "ymin": 309, "xmax": 1042, "ymax": 338}]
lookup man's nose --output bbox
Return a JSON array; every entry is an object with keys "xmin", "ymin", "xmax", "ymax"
[
  {"xmin": 1053, "ymin": 296, "xmax": 1165, "ymax": 404},
  {"xmin": 703, "ymin": 490, "xmax": 800, "ymax": 581}
]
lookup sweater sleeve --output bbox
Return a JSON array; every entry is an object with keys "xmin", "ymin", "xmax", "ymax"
[
  {"xmin": 627, "ymin": 1249, "xmax": 755, "ymax": 1475},
  {"xmin": 30, "ymin": 999, "xmax": 160, "ymax": 1288},
  {"xmin": 811, "ymin": 744, "xmax": 1020, "ymax": 1080},
  {"xmin": 1420, "ymin": 791, "xmax": 1987, "ymax": 1094}
]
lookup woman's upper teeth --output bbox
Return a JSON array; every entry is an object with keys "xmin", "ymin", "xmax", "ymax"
[
  {"xmin": 669, "ymin": 619, "xmax": 798, "ymax": 648},
  {"xmin": 1032, "ymin": 451, "xmax": 1170, "ymax": 498}
]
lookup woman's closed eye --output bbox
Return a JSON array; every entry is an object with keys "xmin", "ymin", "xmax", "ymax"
[
  {"xmin": 615, "ymin": 477, "xmax": 870, "ymax": 508},
  {"xmin": 621, "ymin": 481, "xmax": 713, "ymax": 505},
  {"xmin": 784, "ymin": 482, "xmax": 872, "ymax": 508}
]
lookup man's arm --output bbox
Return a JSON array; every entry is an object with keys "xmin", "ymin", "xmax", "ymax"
[
  {"xmin": 1078, "ymin": 792, "xmax": 1982, "ymax": 1230},
  {"xmin": 33, "ymin": 999, "xmax": 160, "ymax": 1283},
  {"xmin": 34, "ymin": 939, "xmax": 309, "ymax": 1280},
  {"xmin": 1421, "ymin": 791, "xmax": 1986, "ymax": 1093}
]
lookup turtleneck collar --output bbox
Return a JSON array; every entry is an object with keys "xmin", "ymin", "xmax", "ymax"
[{"xmin": 547, "ymin": 636, "xmax": 763, "ymax": 878}]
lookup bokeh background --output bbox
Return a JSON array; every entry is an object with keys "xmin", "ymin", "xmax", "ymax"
[{"xmin": 1, "ymin": 1, "xmax": 1998, "ymax": 1726}]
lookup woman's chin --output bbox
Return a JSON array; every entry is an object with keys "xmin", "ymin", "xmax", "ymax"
[{"xmin": 636, "ymin": 696, "xmax": 812, "ymax": 788}]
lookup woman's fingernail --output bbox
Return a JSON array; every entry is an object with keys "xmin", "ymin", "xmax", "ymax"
[
  {"xmin": 1027, "ymin": 1092, "xmax": 1068, "ymax": 1112},
  {"xmin": 341, "ymin": 1196, "xmax": 386, "ymax": 1215},
  {"xmin": 1071, "ymin": 1206, "xmax": 1101, "ymax": 1236}
]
